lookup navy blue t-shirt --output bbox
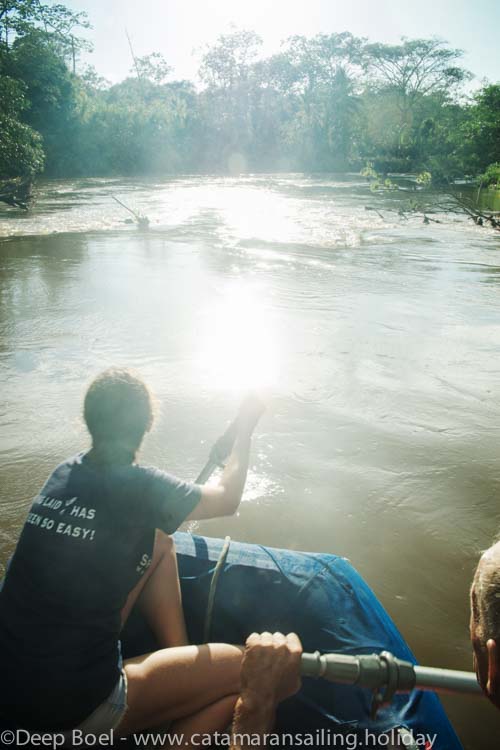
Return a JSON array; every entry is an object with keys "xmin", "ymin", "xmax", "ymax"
[{"xmin": 0, "ymin": 454, "xmax": 202, "ymax": 730}]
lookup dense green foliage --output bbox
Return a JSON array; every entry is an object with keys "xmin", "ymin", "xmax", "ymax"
[
  {"xmin": 0, "ymin": 74, "xmax": 44, "ymax": 176},
  {"xmin": 480, "ymin": 163, "xmax": 500, "ymax": 188},
  {"xmin": 0, "ymin": 1, "xmax": 87, "ymax": 177},
  {"xmin": 1, "ymin": 1, "xmax": 499, "ymax": 181}
]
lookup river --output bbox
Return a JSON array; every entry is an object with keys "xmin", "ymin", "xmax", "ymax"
[{"xmin": 1, "ymin": 175, "xmax": 499, "ymax": 748}]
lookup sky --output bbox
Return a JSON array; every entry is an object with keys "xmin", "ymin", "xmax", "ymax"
[{"xmin": 66, "ymin": 0, "xmax": 500, "ymax": 86}]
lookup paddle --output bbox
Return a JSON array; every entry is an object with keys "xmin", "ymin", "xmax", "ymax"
[
  {"xmin": 197, "ymin": 421, "xmax": 482, "ymax": 708},
  {"xmin": 195, "ymin": 417, "xmax": 240, "ymax": 484}
]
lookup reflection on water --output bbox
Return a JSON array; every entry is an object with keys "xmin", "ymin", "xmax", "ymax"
[
  {"xmin": 196, "ymin": 281, "xmax": 278, "ymax": 392},
  {"xmin": 1, "ymin": 176, "xmax": 500, "ymax": 749}
]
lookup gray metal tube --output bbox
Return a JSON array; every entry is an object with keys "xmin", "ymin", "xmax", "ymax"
[
  {"xmin": 301, "ymin": 652, "xmax": 415, "ymax": 690},
  {"xmin": 414, "ymin": 665, "xmax": 482, "ymax": 695},
  {"xmin": 301, "ymin": 652, "xmax": 360, "ymax": 684},
  {"xmin": 301, "ymin": 651, "xmax": 481, "ymax": 697}
]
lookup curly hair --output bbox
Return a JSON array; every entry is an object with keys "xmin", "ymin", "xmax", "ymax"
[
  {"xmin": 83, "ymin": 367, "xmax": 155, "ymax": 463},
  {"xmin": 471, "ymin": 543, "xmax": 500, "ymax": 643}
]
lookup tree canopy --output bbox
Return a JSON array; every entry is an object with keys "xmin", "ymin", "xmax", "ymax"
[{"xmin": 0, "ymin": 4, "xmax": 498, "ymax": 183}]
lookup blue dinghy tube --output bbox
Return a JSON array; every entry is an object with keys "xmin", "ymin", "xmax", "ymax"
[{"xmin": 170, "ymin": 532, "xmax": 466, "ymax": 749}]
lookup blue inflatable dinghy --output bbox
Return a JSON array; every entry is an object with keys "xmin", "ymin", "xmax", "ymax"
[{"xmin": 122, "ymin": 532, "xmax": 464, "ymax": 750}]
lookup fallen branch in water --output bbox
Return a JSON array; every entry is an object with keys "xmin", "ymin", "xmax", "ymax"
[
  {"xmin": 112, "ymin": 195, "xmax": 150, "ymax": 229},
  {"xmin": 362, "ymin": 165, "xmax": 500, "ymax": 231},
  {"xmin": 365, "ymin": 204, "xmax": 442, "ymax": 224},
  {"xmin": 444, "ymin": 191, "xmax": 500, "ymax": 230},
  {"xmin": 364, "ymin": 205, "xmax": 385, "ymax": 220}
]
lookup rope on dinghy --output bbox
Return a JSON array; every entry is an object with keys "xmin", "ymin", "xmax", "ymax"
[{"xmin": 203, "ymin": 535, "xmax": 231, "ymax": 642}]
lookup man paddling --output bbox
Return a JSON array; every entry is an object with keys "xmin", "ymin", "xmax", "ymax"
[{"xmin": 470, "ymin": 540, "xmax": 500, "ymax": 708}]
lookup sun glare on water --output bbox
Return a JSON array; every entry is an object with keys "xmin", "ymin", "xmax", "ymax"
[{"xmin": 196, "ymin": 282, "xmax": 279, "ymax": 393}]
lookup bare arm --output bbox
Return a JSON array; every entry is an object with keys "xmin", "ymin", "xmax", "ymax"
[
  {"xmin": 230, "ymin": 632, "xmax": 302, "ymax": 750},
  {"xmin": 231, "ymin": 693, "xmax": 275, "ymax": 739},
  {"xmin": 187, "ymin": 395, "xmax": 265, "ymax": 521}
]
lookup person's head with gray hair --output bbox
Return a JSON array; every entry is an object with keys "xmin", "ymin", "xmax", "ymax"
[{"xmin": 470, "ymin": 540, "xmax": 500, "ymax": 708}]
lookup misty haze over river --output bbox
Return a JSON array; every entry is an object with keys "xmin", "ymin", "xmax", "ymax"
[{"xmin": 1, "ymin": 175, "xmax": 499, "ymax": 748}]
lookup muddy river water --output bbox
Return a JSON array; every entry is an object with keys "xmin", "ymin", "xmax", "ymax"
[{"xmin": 1, "ymin": 175, "xmax": 499, "ymax": 747}]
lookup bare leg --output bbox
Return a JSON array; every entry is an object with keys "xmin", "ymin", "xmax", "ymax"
[
  {"xmin": 118, "ymin": 533, "xmax": 241, "ymax": 738},
  {"xmin": 121, "ymin": 531, "xmax": 188, "ymax": 647},
  {"xmin": 118, "ymin": 643, "xmax": 243, "ymax": 736}
]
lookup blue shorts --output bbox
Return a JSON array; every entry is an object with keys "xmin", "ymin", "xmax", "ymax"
[{"xmin": 63, "ymin": 648, "xmax": 128, "ymax": 741}]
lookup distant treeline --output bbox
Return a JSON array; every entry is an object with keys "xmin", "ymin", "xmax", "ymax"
[{"xmin": 1, "ymin": 1, "xmax": 500, "ymax": 184}]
